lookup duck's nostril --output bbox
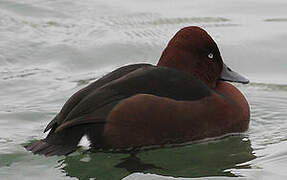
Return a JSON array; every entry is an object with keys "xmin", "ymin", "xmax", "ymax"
[{"xmin": 227, "ymin": 67, "xmax": 232, "ymax": 71}]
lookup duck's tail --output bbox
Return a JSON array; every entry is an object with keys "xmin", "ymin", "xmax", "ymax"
[
  {"xmin": 25, "ymin": 140, "xmax": 78, "ymax": 156},
  {"xmin": 25, "ymin": 124, "xmax": 104, "ymax": 156}
]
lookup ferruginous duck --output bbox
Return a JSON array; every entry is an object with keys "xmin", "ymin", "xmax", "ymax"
[{"xmin": 25, "ymin": 26, "xmax": 250, "ymax": 156}]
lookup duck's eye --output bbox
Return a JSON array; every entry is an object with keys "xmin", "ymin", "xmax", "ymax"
[{"xmin": 208, "ymin": 53, "xmax": 214, "ymax": 59}]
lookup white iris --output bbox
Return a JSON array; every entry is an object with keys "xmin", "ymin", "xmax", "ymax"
[{"xmin": 208, "ymin": 53, "xmax": 214, "ymax": 59}]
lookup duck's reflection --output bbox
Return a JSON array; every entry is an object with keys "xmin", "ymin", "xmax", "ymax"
[
  {"xmin": 115, "ymin": 153, "xmax": 164, "ymax": 172},
  {"xmin": 60, "ymin": 136, "xmax": 256, "ymax": 179}
]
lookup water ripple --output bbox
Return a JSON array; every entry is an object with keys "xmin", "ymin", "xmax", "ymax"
[
  {"xmin": 239, "ymin": 83, "xmax": 287, "ymax": 148},
  {"xmin": 264, "ymin": 18, "xmax": 287, "ymax": 22}
]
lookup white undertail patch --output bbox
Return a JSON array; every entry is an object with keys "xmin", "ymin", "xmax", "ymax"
[{"xmin": 78, "ymin": 135, "xmax": 91, "ymax": 148}]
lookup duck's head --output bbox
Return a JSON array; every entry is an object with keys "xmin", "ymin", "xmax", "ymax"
[{"xmin": 157, "ymin": 26, "xmax": 249, "ymax": 88}]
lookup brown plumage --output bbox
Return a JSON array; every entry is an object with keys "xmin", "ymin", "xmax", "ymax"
[{"xmin": 25, "ymin": 26, "xmax": 249, "ymax": 156}]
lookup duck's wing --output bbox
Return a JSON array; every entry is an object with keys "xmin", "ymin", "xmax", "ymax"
[
  {"xmin": 54, "ymin": 65, "xmax": 212, "ymax": 132},
  {"xmin": 26, "ymin": 65, "xmax": 212, "ymax": 156},
  {"xmin": 44, "ymin": 63, "xmax": 152, "ymax": 133}
]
